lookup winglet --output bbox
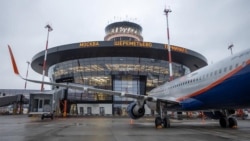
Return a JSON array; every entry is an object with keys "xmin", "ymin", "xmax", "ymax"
[{"xmin": 8, "ymin": 45, "xmax": 20, "ymax": 75}]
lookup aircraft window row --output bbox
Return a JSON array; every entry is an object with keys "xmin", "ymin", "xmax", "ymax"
[
  {"xmin": 224, "ymin": 67, "xmax": 227, "ymax": 72},
  {"xmin": 169, "ymin": 77, "xmax": 203, "ymax": 89},
  {"xmin": 169, "ymin": 61, "xmax": 245, "ymax": 89}
]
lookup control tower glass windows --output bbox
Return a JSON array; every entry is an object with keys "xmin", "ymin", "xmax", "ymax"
[{"xmin": 110, "ymin": 37, "xmax": 137, "ymax": 41}]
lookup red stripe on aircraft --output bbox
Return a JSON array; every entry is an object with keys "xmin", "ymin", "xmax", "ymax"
[{"xmin": 176, "ymin": 61, "xmax": 250, "ymax": 102}]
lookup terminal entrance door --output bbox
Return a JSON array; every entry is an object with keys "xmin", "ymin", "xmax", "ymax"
[
  {"xmin": 32, "ymin": 99, "xmax": 39, "ymax": 112},
  {"xmin": 100, "ymin": 107, "xmax": 105, "ymax": 116},
  {"xmin": 32, "ymin": 99, "xmax": 50, "ymax": 112},
  {"xmin": 87, "ymin": 107, "xmax": 92, "ymax": 115},
  {"xmin": 38, "ymin": 99, "xmax": 43, "ymax": 112},
  {"xmin": 32, "ymin": 99, "xmax": 44, "ymax": 112},
  {"xmin": 112, "ymin": 75, "xmax": 146, "ymax": 116},
  {"xmin": 80, "ymin": 107, "xmax": 84, "ymax": 115},
  {"xmin": 31, "ymin": 99, "xmax": 43, "ymax": 112}
]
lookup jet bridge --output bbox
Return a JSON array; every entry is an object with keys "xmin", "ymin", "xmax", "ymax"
[{"xmin": 0, "ymin": 94, "xmax": 27, "ymax": 107}]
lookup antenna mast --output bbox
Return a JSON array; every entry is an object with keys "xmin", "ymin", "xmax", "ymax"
[
  {"xmin": 164, "ymin": 8, "xmax": 173, "ymax": 81},
  {"xmin": 228, "ymin": 44, "xmax": 234, "ymax": 55},
  {"xmin": 41, "ymin": 24, "xmax": 53, "ymax": 91}
]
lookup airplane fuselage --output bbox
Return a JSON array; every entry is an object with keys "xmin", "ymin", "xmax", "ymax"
[{"xmin": 147, "ymin": 48, "xmax": 250, "ymax": 111}]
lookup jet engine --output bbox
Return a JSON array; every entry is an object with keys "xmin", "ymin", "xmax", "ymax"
[{"xmin": 127, "ymin": 102, "xmax": 145, "ymax": 120}]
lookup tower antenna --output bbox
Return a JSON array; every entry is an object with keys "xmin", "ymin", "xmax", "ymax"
[{"xmin": 164, "ymin": 8, "xmax": 173, "ymax": 81}]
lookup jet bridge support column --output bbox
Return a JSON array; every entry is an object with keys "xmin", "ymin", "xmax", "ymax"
[
  {"xmin": 63, "ymin": 100, "xmax": 67, "ymax": 117},
  {"xmin": 19, "ymin": 95, "xmax": 23, "ymax": 114},
  {"xmin": 63, "ymin": 89, "xmax": 68, "ymax": 117}
]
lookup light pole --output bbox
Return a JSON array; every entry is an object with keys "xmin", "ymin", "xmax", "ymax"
[
  {"xmin": 164, "ymin": 8, "xmax": 173, "ymax": 81},
  {"xmin": 41, "ymin": 24, "xmax": 53, "ymax": 91},
  {"xmin": 228, "ymin": 44, "xmax": 234, "ymax": 55},
  {"xmin": 24, "ymin": 61, "xmax": 30, "ymax": 89}
]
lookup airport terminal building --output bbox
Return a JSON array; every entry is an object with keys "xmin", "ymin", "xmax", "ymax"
[{"xmin": 29, "ymin": 21, "xmax": 207, "ymax": 116}]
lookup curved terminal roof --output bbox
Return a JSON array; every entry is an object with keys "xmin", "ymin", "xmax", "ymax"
[{"xmin": 31, "ymin": 41, "xmax": 208, "ymax": 75}]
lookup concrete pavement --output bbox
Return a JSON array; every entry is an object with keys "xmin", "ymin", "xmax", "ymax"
[{"xmin": 1, "ymin": 115, "xmax": 250, "ymax": 141}]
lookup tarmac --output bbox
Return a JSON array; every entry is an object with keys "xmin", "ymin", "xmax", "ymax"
[{"xmin": 1, "ymin": 115, "xmax": 250, "ymax": 141}]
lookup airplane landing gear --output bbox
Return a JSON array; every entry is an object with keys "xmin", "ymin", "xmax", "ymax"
[
  {"xmin": 155, "ymin": 116, "xmax": 170, "ymax": 128},
  {"xmin": 155, "ymin": 117, "xmax": 162, "ymax": 128},
  {"xmin": 219, "ymin": 110, "xmax": 238, "ymax": 128},
  {"xmin": 155, "ymin": 101, "xmax": 170, "ymax": 128},
  {"xmin": 219, "ymin": 117, "xmax": 228, "ymax": 128},
  {"xmin": 219, "ymin": 117, "xmax": 237, "ymax": 128},
  {"xmin": 163, "ymin": 117, "xmax": 170, "ymax": 128},
  {"xmin": 228, "ymin": 117, "xmax": 237, "ymax": 128}
]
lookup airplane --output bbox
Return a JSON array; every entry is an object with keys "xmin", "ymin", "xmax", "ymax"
[{"xmin": 8, "ymin": 45, "xmax": 250, "ymax": 128}]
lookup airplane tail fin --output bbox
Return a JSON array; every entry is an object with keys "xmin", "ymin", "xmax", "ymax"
[
  {"xmin": 8, "ymin": 45, "xmax": 20, "ymax": 75},
  {"xmin": 7, "ymin": 45, "xmax": 76, "ymax": 89}
]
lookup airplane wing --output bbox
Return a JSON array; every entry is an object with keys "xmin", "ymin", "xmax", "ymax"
[
  {"xmin": 8, "ymin": 45, "xmax": 179, "ymax": 105},
  {"xmin": 18, "ymin": 76, "xmax": 179, "ymax": 104},
  {"xmin": 87, "ymin": 87, "xmax": 179, "ymax": 104},
  {"xmin": 23, "ymin": 77, "xmax": 179, "ymax": 105}
]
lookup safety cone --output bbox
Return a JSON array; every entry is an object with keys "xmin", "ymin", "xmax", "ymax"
[{"xmin": 130, "ymin": 119, "xmax": 134, "ymax": 124}]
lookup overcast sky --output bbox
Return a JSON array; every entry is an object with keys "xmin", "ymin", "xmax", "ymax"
[{"xmin": 1, "ymin": 0, "xmax": 250, "ymax": 90}]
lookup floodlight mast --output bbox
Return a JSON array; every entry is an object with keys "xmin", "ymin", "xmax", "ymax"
[
  {"xmin": 164, "ymin": 8, "xmax": 173, "ymax": 81},
  {"xmin": 41, "ymin": 24, "xmax": 53, "ymax": 91},
  {"xmin": 24, "ymin": 61, "xmax": 30, "ymax": 89},
  {"xmin": 228, "ymin": 44, "xmax": 234, "ymax": 55}
]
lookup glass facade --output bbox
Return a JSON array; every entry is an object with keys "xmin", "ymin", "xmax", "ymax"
[
  {"xmin": 48, "ymin": 57, "xmax": 189, "ymax": 89},
  {"xmin": 48, "ymin": 56, "xmax": 189, "ymax": 115}
]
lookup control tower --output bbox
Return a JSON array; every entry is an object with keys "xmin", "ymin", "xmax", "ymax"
[{"xmin": 104, "ymin": 21, "xmax": 143, "ymax": 41}]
